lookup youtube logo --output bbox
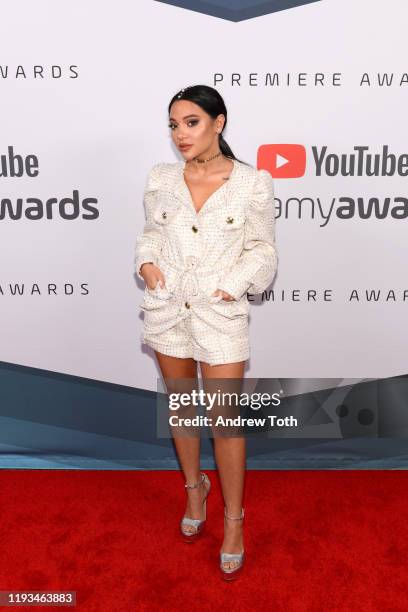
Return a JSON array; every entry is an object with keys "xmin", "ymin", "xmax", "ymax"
[{"xmin": 257, "ymin": 144, "xmax": 306, "ymax": 178}]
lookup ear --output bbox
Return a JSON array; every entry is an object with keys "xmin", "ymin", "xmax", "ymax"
[{"xmin": 215, "ymin": 113, "xmax": 226, "ymax": 133}]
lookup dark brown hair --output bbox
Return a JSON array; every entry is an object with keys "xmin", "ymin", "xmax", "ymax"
[{"xmin": 168, "ymin": 85, "xmax": 249, "ymax": 166}]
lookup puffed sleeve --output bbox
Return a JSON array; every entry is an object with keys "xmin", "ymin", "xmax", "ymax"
[
  {"xmin": 217, "ymin": 169, "xmax": 278, "ymax": 300},
  {"xmin": 134, "ymin": 163, "xmax": 164, "ymax": 280}
]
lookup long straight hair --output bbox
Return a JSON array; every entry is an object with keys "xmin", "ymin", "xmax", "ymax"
[{"xmin": 168, "ymin": 85, "xmax": 250, "ymax": 166}]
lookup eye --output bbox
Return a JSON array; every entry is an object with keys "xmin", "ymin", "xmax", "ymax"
[{"xmin": 168, "ymin": 120, "xmax": 199, "ymax": 130}]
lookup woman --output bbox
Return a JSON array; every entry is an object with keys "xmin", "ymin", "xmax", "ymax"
[{"xmin": 135, "ymin": 84, "xmax": 278, "ymax": 580}]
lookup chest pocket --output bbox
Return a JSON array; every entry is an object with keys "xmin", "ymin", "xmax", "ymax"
[
  {"xmin": 221, "ymin": 206, "xmax": 246, "ymax": 232},
  {"xmin": 153, "ymin": 192, "xmax": 182, "ymax": 226}
]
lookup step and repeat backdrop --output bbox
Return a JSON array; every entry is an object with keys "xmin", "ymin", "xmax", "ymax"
[{"xmin": 0, "ymin": 0, "xmax": 407, "ymax": 468}]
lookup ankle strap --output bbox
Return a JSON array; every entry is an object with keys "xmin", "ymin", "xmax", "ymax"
[
  {"xmin": 224, "ymin": 507, "xmax": 245, "ymax": 521},
  {"xmin": 185, "ymin": 472, "xmax": 205, "ymax": 489}
]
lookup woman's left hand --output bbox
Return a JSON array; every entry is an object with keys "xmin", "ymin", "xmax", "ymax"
[{"xmin": 211, "ymin": 289, "xmax": 235, "ymax": 302}]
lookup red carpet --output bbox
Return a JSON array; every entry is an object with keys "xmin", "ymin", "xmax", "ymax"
[{"xmin": 0, "ymin": 470, "xmax": 407, "ymax": 611}]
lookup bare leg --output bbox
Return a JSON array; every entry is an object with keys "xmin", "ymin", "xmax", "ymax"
[
  {"xmin": 154, "ymin": 351, "xmax": 207, "ymax": 533},
  {"xmin": 200, "ymin": 360, "xmax": 246, "ymax": 570}
]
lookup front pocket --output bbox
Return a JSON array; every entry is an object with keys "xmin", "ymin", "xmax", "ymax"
[
  {"xmin": 208, "ymin": 296, "xmax": 249, "ymax": 319},
  {"xmin": 140, "ymin": 284, "xmax": 175, "ymax": 317},
  {"xmin": 208, "ymin": 293, "xmax": 223, "ymax": 304},
  {"xmin": 140, "ymin": 289, "xmax": 180, "ymax": 334},
  {"xmin": 153, "ymin": 202, "xmax": 182, "ymax": 226},
  {"xmin": 145, "ymin": 283, "xmax": 174, "ymax": 301},
  {"xmin": 222, "ymin": 209, "xmax": 246, "ymax": 231},
  {"xmin": 143, "ymin": 262, "xmax": 178, "ymax": 303}
]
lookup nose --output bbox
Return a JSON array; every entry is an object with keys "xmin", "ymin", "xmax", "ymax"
[{"xmin": 176, "ymin": 129, "xmax": 188, "ymax": 141}]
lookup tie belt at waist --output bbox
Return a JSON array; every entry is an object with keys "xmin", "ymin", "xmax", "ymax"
[{"xmin": 159, "ymin": 254, "xmax": 232, "ymax": 301}]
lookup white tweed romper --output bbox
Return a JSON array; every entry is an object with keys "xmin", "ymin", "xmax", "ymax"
[{"xmin": 134, "ymin": 158, "xmax": 278, "ymax": 366}]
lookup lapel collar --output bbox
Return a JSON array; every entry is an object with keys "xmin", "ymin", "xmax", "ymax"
[{"xmin": 173, "ymin": 161, "xmax": 190, "ymax": 207}]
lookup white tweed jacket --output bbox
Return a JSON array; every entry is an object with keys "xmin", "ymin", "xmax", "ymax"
[{"xmin": 135, "ymin": 158, "xmax": 278, "ymax": 318}]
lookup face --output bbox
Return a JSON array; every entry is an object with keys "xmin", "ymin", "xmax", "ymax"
[{"xmin": 168, "ymin": 99, "xmax": 225, "ymax": 160}]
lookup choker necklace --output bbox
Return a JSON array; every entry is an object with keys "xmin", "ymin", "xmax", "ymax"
[{"xmin": 194, "ymin": 151, "xmax": 222, "ymax": 164}]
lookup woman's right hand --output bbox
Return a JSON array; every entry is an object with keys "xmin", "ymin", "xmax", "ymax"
[{"xmin": 139, "ymin": 262, "xmax": 166, "ymax": 290}]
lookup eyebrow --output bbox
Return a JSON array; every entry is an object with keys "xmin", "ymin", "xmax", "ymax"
[{"xmin": 168, "ymin": 114, "xmax": 200, "ymax": 122}]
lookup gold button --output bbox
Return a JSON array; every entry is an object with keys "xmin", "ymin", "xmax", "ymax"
[
  {"xmin": 162, "ymin": 211, "xmax": 167, "ymax": 219},
  {"xmin": 192, "ymin": 225, "xmax": 198, "ymax": 233},
  {"xmin": 226, "ymin": 216, "xmax": 234, "ymax": 224},
  {"xmin": 185, "ymin": 301, "xmax": 191, "ymax": 309}
]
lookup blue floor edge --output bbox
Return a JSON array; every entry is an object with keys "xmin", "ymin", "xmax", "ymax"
[{"xmin": 1, "ymin": 456, "xmax": 408, "ymax": 470}]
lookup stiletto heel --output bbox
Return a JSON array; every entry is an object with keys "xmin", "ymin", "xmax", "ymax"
[
  {"xmin": 180, "ymin": 472, "xmax": 211, "ymax": 543},
  {"xmin": 219, "ymin": 507, "xmax": 245, "ymax": 581}
]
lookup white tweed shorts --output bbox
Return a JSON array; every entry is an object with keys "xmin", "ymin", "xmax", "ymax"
[{"xmin": 140, "ymin": 283, "xmax": 250, "ymax": 366}]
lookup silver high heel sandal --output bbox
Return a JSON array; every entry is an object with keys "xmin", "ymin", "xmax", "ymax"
[
  {"xmin": 219, "ymin": 507, "xmax": 245, "ymax": 581},
  {"xmin": 180, "ymin": 472, "xmax": 211, "ymax": 543}
]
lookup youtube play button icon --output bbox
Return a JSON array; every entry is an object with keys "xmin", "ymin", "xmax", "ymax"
[{"xmin": 257, "ymin": 144, "xmax": 306, "ymax": 178}]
